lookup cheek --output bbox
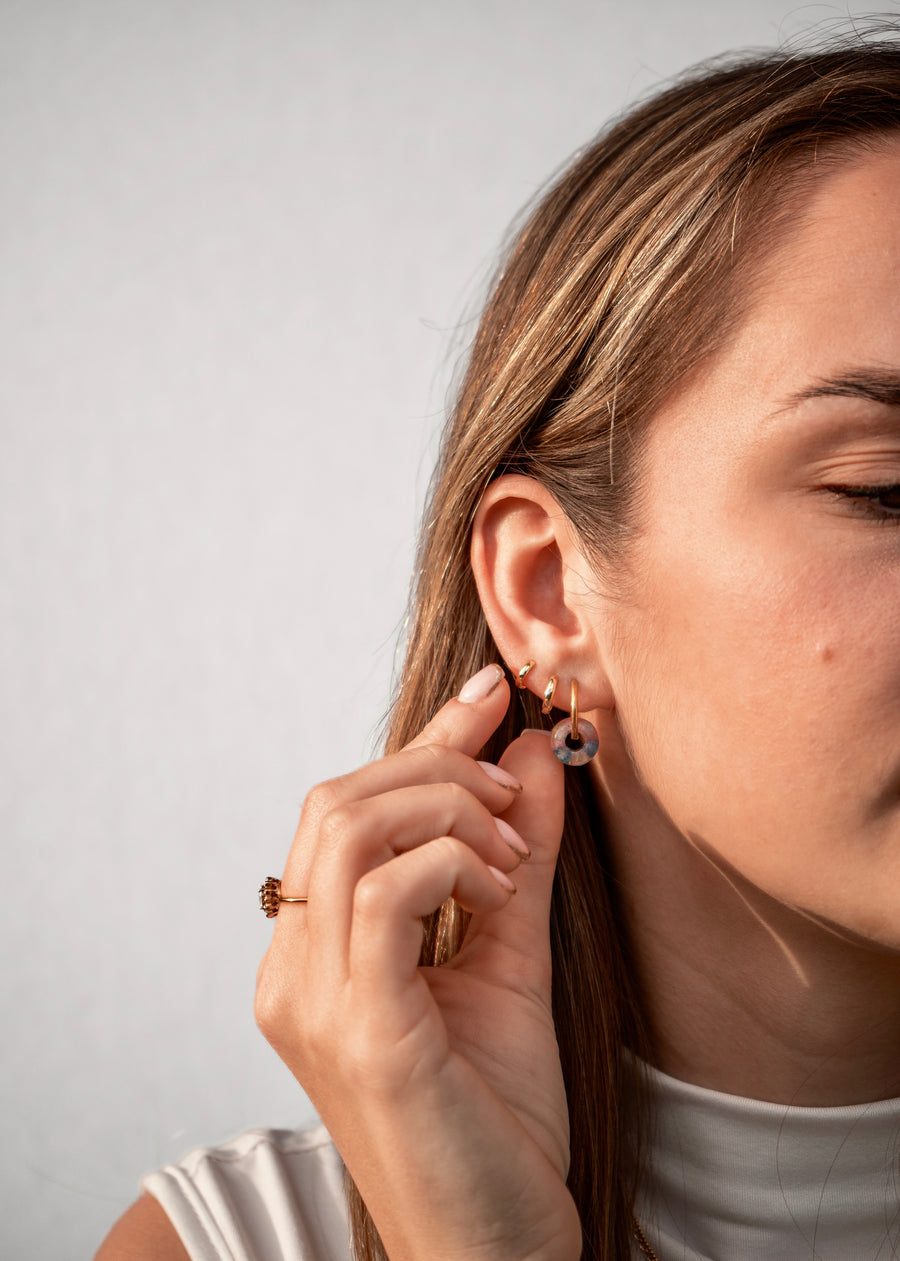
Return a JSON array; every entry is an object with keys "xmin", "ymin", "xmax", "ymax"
[{"xmin": 612, "ymin": 534, "xmax": 900, "ymax": 882}]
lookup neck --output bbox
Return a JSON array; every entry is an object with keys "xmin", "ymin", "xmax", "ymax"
[{"xmin": 590, "ymin": 719, "xmax": 900, "ymax": 1107}]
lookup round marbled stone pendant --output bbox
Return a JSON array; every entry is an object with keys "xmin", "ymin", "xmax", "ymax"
[{"xmin": 550, "ymin": 716, "xmax": 599, "ymax": 765}]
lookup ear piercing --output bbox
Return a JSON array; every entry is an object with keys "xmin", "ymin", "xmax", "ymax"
[
  {"xmin": 550, "ymin": 679, "xmax": 599, "ymax": 765},
  {"xmin": 542, "ymin": 676, "xmax": 557, "ymax": 715},
  {"xmin": 516, "ymin": 660, "xmax": 535, "ymax": 689},
  {"xmin": 518, "ymin": 664, "xmax": 599, "ymax": 766}
]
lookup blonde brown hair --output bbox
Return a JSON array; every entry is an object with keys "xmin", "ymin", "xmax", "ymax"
[{"xmin": 348, "ymin": 30, "xmax": 900, "ymax": 1260}]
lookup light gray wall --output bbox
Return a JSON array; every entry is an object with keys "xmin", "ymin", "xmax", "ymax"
[{"xmin": 2, "ymin": 1, "xmax": 887, "ymax": 1255}]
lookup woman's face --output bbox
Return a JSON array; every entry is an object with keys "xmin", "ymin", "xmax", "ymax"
[{"xmin": 606, "ymin": 140, "xmax": 900, "ymax": 952}]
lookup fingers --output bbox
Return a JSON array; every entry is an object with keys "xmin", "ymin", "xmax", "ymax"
[
  {"xmin": 281, "ymin": 744, "xmax": 523, "ymax": 894},
  {"xmin": 311, "ymin": 781, "xmax": 529, "ymax": 888},
  {"xmin": 296, "ymin": 781, "xmax": 527, "ymax": 959},
  {"xmin": 349, "ymin": 838, "xmax": 517, "ymax": 999},
  {"xmin": 290, "ymin": 665, "xmax": 515, "ymax": 846},
  {"xmin": 318, "ymin": 743, "xmax": 521, "ymax": 820},
  {"xmin": 266, "ymin": 664, "xmax": 562, "ymax": 994},
  {"xmin": 464, "ymin": 729, "xmax": 566, "ymax": 963}
]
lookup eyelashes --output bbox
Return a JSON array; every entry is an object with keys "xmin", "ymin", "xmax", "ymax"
[{"xmin": 826, "ymin": 483, "xmax": 900, "ymax": 524}]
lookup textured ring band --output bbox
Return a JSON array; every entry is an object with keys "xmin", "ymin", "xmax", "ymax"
[{"xmin": 259, "ymin": 876, "xmax": 309, "ymax": 918}]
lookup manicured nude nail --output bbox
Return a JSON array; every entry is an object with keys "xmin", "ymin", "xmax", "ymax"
[
  {"xmin": 488, "ymin": 865, "xmax": 517, "ymax": 893},
  {"xmin": 477, "ymin": 761, "xmax": 523, "ymax": 792},
  {"xmin": 496, "ymin": 818, "xmax": 531, "ymax": 860},
  {"xmin": 458, "ymin": 663, "xmax": 505, "ymax": 703},
  {"xmin": 521, "ymin": 727, "xmax": 552, "ymax": 736}
]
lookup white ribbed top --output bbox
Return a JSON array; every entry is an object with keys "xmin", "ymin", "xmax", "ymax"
[
  {"xmin": 634, "ymin": 1062, "xmax": 900, "ymax": 1260},
  {"xmin": 143, "ymin": 1125, "xmax": 350, "ymax": 1260}
]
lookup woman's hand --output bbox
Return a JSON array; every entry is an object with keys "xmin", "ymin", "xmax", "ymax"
[{"xmin": 254, "ymin": 665, "xmax": 580, "ymax": 1261}]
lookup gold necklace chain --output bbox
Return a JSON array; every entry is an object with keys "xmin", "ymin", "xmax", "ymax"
[{"xmin": 632, "ymin": 1214, "xmax": 661, "ymax": 1261}]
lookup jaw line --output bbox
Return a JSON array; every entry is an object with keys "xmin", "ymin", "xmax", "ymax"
[{"xmin": 684, "ymin": 831, "xmax": 810, "ymax": 986}]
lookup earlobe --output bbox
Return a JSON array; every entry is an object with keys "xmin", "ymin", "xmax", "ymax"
[{"xmin": 470, "ymin": 474, "xmax": 616, "ymax": 714}]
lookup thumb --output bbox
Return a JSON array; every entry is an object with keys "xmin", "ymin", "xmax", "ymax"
[{"xmin": 473, "ymin": 729, "xmax": 565, "ymax": 958}]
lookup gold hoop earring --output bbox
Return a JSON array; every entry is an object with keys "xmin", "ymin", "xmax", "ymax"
[
  {"xmin": 542, "ymin": 675, "xmax": 557, "ymax": 715},
  {"xmin": 550, "ymin": 679, "xmax": 599, "ymax": 766},
  {"xmin": 516, "ymin": 661, "xmax": 535, "ymax": 689}
]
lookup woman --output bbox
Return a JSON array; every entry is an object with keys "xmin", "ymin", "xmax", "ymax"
[{"xmin": 99, "ymin": 30, "xmax": 900, "ymax": 1261}]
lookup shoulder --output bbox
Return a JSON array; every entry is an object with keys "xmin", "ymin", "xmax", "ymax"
[
  {"xmin": 98, "ymin": 1125, "xmax": 349, "ymax": 1261},
  {"xmin": 95, "ymin": 1192, "xmax": 189, "ymax": 1260}
]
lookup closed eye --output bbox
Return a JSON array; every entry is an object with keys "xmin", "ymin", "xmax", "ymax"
[{"xmin": 826, "ymin": 483, "xmax": 900, "ymax": 523}]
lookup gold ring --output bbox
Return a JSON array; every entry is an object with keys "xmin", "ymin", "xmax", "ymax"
[{"xmin": 259, "ymin": 876, "xmax": 308, "ymax": 918}]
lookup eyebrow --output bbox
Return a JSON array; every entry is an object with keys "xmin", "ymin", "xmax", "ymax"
[{"xmin": 781, "ymin": 370, "xmax": 900, "ymax": 410}]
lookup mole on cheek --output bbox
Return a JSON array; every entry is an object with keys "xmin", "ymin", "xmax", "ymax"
[{"xmin": 816, "ymin": 643, "xmax": 836, "ymax": 663}]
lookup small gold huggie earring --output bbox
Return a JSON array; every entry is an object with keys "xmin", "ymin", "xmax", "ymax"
[
  {"xmin": 516, "ymin": 660, "xmax": 535, "ymax": 689},
  {"xmin": 550, "ymin": 678, "xmax": 600, "ymax": 766},
  {"xmin": 542, "ymin": 675, "xmax": 557, "ymax": 715}
]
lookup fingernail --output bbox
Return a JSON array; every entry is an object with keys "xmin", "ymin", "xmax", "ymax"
[
  {"xmin": 488, "ymin": 865, "xmax": 517, "ymax": 893},
  {"xmin": 496, "ymin": 818, "xmax": 531, "ymax": 860},
  {"xmin": 477, "ymin": 761, "xmax": 523, "ymax": 792},
  {"xmin": 458, "ymin": 664, "xmax": 505, "ymax": 703},
  {"xmin": 521, "ymin": 727, "xmax": 552, "ymax": 736}
]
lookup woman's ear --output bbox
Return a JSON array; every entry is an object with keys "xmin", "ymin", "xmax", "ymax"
[{"xmin": 470, "ymin": 474, "xmax": 615, "ymax": 713}]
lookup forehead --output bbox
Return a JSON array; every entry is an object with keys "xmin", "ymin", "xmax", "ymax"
[
  {"xmin": 643, "ymin": 140, "xmax": 900, "ymax": 465},
  {"xmin": 761, "ymin": 139, "xmax": 900, "ymax": 365}
]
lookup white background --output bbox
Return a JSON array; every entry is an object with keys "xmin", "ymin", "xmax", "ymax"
[{"xmin": 2, "ymin": 1, "xmax": 892, "ymax": 1255}]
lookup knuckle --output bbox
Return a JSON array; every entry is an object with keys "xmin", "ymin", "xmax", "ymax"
[
  {"xmin": 430, "ymin": 833, "xmax": 465, "ymax": 866},
  {"xmin": 353, "ymin": 869, "xmax": 388, "ymax": 921},
  {"xmin": 318, "ymin": 802, "xmax": 355, "ymax": 848},
  {"xmin": 440, "ymin": 779, "xmax": 469, "ymax": 813},
  {"xmin": 300, "ymin": 778, "xmax": 346, "ymax": 825},
  {"xmin": 408, "ymin": 741, "xmax": 445, "ymax": 774},
  {"xmin": 414, "ymin": 834, "xmax": 465, "ymax": 878}
]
